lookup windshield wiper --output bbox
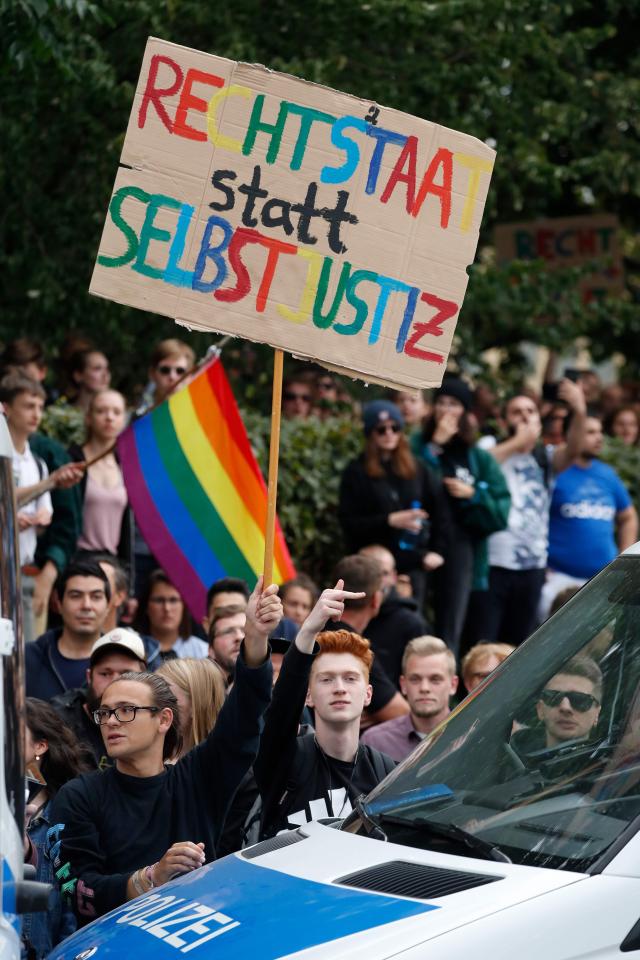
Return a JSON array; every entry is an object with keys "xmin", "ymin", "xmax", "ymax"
[
  {"xmin": 354, "ymin": 795, "xmax": 387, "ymax": 841},
  {"xmin": 379, "ymin": 814, "xmax": 511, "ymax": 863}
]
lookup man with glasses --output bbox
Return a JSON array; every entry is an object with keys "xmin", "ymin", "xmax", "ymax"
[
  {"xmin": 147, "ymin": 338, "xmax": 195, "ymax": 408},
  {"xmin": 208, "ymin": 604, "xmax": 247, "ymax": 684},
  {"xmin": 282, "ymin": 377, "xmax": 312, "ymax": 420},
  {"xmin": 536, "ymin": 658, "xmax": 602, "ymax": 748},
  {"xmin": 47, "ymin": 577, "xmax": 281, "ymax": 924},
  {"xmin": 512, "ymin": 657, "xmax": 603, "ymax": 757},
  {"xmin": 51, "ymin": 628, "xmax": 147, "ymax": 770}
]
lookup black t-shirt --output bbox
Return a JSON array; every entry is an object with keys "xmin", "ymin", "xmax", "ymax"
[
  {"xmin": 283, "ymin": 735, "xmax": 393, "ymax": 829},
  {"xmin": 254, "ymin": 644, "xmax": 395, "ymax": 837},
  {"xmin": 50, "ymin": 688, "xmax": 110, "ymax": 770},
  {"xmin": 48, "ymin": 650, "xmax": 272, "ymax": 923}
]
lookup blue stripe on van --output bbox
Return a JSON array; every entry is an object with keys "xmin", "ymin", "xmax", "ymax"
[{"xmin": 49, "ymin": 854, "xmax": 437, "ymax": 959}]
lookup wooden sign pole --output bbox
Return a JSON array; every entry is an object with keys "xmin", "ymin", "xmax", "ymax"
[{"xmin": 263, "ymin": 348, "xmax": 284, "ymax": 586}]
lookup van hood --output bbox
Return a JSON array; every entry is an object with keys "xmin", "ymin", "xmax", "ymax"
[{"xmin": 48, "ymin": 821, "xmax": 587, "ymax": 960}]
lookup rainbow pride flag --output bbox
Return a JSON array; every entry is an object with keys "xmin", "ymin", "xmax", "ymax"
[{"xmin": 118, "ymin": 359, "xmax": 296, "ymax": 620}]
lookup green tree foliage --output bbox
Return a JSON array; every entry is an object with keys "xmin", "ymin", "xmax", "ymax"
[
  {"xmin": 243, "ymin": 410, "xmax": 363, "ymax": 583},
  {"xmin": 1, "ymin": 0, "xmax": 639, "ymax": 394}
]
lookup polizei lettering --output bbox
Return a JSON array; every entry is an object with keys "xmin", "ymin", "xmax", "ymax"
[{"xmin": 115, "ymin": 893, "xmax": 240, "ymax": 953}]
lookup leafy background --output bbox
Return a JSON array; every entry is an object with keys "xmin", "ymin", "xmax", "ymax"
[{"xmin": 2, "ymin": 0, "xmax": 639, "ymax": 577}]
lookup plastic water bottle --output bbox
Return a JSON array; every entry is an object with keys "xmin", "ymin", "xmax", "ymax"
[{"xmin": 399, "ymin": 500, "xmax": 424, "ymax": 551}]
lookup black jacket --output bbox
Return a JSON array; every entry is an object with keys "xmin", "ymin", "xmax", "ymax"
[
  {"xmin": 48, "ymin": 648, "xmax": 272, "ymax": 922},
  {"xmin": 50, "ymin": 687, "xmax": 109, "ymax": 770},
  {"xmin": 26, "ymin": 629, "xmax": 71, "ymax": 701},
  {"xmin": 339, "ymin": 455, "xmax": 451, "ymax": 573},
  {"xmin": 365, "ymin": 589, "xmax": 428, "ymax": 686},
  {"xmin": 25, "ymin": 630, "xmax": 162, "ymax": 701}
]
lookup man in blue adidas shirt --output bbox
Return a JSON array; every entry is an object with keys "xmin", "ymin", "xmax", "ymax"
[{"xmin": 541, "ymin": 412, "xmax": 638, "ymax": 618}]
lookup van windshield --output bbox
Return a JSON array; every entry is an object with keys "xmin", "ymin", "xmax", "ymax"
[{"xmin": 344, "ymin": 556, "xmax": 640, "ymax": 873}]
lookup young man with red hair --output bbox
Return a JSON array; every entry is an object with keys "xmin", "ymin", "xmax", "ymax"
[{"xmin": 254, "ymin": 583, "xmax": 396, "ymax": 838}]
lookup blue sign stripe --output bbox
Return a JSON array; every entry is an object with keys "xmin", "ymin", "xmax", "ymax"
[{"xmin": 49, "ymin": 855, "xmax": 438, "ymax": 959}]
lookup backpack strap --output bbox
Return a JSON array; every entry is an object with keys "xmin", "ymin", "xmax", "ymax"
[{"xmin": 364, "ymin": 744, "xmax": 395, "ymax": 782}]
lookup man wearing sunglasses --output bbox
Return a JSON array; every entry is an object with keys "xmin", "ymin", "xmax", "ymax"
[
  {"xmin": 536, "ymin": 657, "xmax": 602, "ymax": 748},
  {"xmin": 47, "ymin": 577, "xmax": 281, "ymax": 924},
  {"xmin": 282, "ymin": 378, "xmax": 312, "ymax": 420},
  {"xmin": 148, "ymin": 338, "xmax": 195, "ymax": 406}
]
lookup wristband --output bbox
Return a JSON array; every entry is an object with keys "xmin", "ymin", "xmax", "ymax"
[
  {"xmin": 145, "ymin": 863, "xmax": 157, "ymax": 889},
  {"xmin": 131, "ymin": 869, "xmax": 146, "ymax": 897}
]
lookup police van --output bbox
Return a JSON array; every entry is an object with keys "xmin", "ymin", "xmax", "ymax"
[
  {"xmin": 6, "ymin": 449, "xmax": 640, "ymax": 958},
  {"xmin": 0, "ymin": 414, "xmax": 52, "ymax": 959}
]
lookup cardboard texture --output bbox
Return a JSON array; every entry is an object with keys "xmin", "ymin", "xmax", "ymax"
[
  {"xmin": 494, "ymin": 214, "xmax": 624, "ymax": 301},
  {"xmin": 90, "ymin": 37, "xmax": 496, "ymax": 389}
]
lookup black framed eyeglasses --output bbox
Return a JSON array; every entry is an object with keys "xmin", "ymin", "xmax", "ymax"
[
  {"xmin": 539, "ymin": 689, "xmax": 599, "ymax": 712},
  {"xmin": 375, "ymin": 423, "xmax": 401, "ymax": 435},
  {"xmin": 93, "ymin": 705, "xmax": 160, "ymax": 725}
]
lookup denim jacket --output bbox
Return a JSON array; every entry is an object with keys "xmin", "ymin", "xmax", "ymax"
[{"xmin": 22, "ymin": 800, "xmax": 76, "ymax": 959}]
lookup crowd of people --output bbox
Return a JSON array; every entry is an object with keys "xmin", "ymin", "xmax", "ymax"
[{"xmin": 3, "ymin": 333, "xmax": 640, "ymax": 957}]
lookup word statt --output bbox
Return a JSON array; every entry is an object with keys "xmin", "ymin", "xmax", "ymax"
[{"xmin": 91, "ymin": 38, "xmax": 496, "ymax": 389}]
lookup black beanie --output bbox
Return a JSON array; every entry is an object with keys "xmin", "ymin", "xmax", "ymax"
[{"xmin": 433, "ymin": 377, "xmax": 473, "ymax": 411}]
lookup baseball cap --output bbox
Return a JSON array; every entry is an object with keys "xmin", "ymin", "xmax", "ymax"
[{"xmin": 90, "ymin": 628, "xmax": 147, "ymax": 667}]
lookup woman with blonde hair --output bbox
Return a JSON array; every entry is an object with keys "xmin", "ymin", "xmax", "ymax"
[
  {"xmin": 157, "ymin": 656, "xmax": 226, "ymax": 759},
  {"xmin": 69, "ymin": 388, "xmax": 132, "ymax": 566}
]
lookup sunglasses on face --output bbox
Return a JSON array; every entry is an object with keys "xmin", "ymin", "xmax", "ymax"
[
  {"xmin": 539, "ymin": 689, "xmax": 599, "ymax": 712},
  {"xmin": 284, "ymin": 391, "xmax": 311, "ymax": 402},
  {"xmin": 158, "ymin": 365, "xmax": 187, "ymax": 376},
  {"xmin": 375, "ymin": 423, "xmax": 401, "ymax": 435}
]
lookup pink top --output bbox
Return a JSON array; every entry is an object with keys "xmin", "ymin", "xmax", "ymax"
[{"xmin": 77, "ymin": 472, "xmax": 128, "ymax": 555}]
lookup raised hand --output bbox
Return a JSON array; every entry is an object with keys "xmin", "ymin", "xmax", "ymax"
[
  {"xmin": 296, "ymin": 580, "xmax": 366, "ymax": 652},
  {"xmin": 244, "ymin": 576, "xmax": 282, "ymax": 667}
]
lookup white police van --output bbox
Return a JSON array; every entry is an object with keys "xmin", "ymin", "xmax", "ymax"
[
  {"xmin": 0, "ymin": 415, "xmax": 52, "ymax": 959},
  {"xmin": 0, "ymin": 491, "xmax": 633, "ymax": 958}
]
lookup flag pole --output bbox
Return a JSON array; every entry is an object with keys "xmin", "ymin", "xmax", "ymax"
[
  {"xmin": 263, "ymin": 348, "xmax": 284, "ymax": 586},
  {"xmin": 83, "ymin": 338, "xmax": 230, "ymax": 469}
]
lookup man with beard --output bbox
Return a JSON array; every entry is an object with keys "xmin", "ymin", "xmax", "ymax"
[
  {"xmin": 360, "ymin": 636, "xmax": 458, "ymax": 762},
  {"xmin": 51, "ymin": 629, "xmax": 147, "ymax": 769},
  {"xmin": 539, "ymin": 412, "xmax": 638, "ymax": 619}
]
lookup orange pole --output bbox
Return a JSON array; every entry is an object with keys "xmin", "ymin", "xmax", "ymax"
[{"xmin": 263, "ymin": 349, "xmax": 284, "ymax": 586}]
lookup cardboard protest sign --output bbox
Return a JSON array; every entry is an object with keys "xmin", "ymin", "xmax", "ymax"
[
  {"xmin": 91, "ymin": 37, "xmax": 496, "ymax": 390},
  {"xmin": 494, "ymin": 214, "xmax": 624, "ymax": 302}
]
